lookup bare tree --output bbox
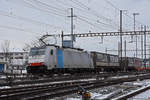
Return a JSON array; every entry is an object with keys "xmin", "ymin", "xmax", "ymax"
[{"xmin": 1, "ymin": 40, "xmax": 10, "ymax": 62}]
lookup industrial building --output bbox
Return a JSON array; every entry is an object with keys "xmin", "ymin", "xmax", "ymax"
[{"xmin": 0, "ymin": 52, "xmax": 28, "ymax": 74}]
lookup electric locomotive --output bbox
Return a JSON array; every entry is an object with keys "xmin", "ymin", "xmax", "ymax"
[{"xmin": 27, "ymin": 45, "xmax": 94, "ymax": 74}]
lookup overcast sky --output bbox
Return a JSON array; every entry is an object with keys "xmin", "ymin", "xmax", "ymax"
[{"xmin": 0, "ymin": 0, "xmax": 149, "ymax": 58}]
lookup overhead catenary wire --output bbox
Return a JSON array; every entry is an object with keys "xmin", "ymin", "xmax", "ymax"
[
  {"xmin": 78, "ymin": 15, "xmax": 119, "ymax": 30},
  {"xmin": 76, "ymin": 17, "xmax": 106, "ymax": 30},
  {"xmin": 105, "ymin": 0, "xmax": 144, "ymax": 26},
  {"xmin": 26, "ymin": 0, "xmax": 118, "ymax": 31},
  {"xmin": 25, "ymin": 0, "xmax": 125, "ymax": 31},
  {"xmin": 70, "ymin": 0, "xmax": 113, "ymax": 22},
  {"xmin": 30, "ymin": 0, "xmax": 68, "ymax": 15},
  {"xmin": 0, "ymin": 10, "xmax": 63, "ymax": 30},
  {"xmin": 21, "ymin": 0, "xmax": 66, "ymax": 17},
  {"xmin": 39, "ymin": 0, "xmax": 118, "ymax": 29},
  {"xmin": 0, "ymin": 24, "xmax": 40, "ymax": 35},
  {"xmin": 4, "ymin": 0, "xmax": 146, "ymax": 33},
  {"xmin": 55, "ymin": 0, "xmax": 119, "ymax": 30},
  {"xmin": 6, "ymin": 0, "xmax": 71, "ymax": 31}
]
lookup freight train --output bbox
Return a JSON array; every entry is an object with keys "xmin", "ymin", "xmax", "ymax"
[{"xmin": 27, "ymin": 45, "xmax": 144, "ymax": 75}]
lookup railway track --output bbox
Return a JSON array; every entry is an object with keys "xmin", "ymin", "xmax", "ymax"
[
  {"xmin": 0, "ymin": 73, "xmax": 150, "ymax": 100},
  {"xmin": 0, "ymin": 72, "xmax": 146, "ymax": 87},
  {"xmin": 0, "ymin": 80, "xmax": 88, "ymax": 100}
]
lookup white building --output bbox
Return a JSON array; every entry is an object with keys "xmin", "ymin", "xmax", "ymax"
[{"xmin": 0, "ymin": 52, "xmax": 28, "ymax": 74}]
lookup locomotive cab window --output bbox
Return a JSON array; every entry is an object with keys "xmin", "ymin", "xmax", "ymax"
[
  {"xmin": 50, "ymin": 50, "xmax": 53, "ymax": 55},
  {"xmin": 29, "ymin": 47, "xmax": 45, "ymax": 56}
]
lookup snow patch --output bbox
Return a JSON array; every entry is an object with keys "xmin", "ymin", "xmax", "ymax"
[{"xmin": 0, "ymin": 86, "xmax": 11, "ymax": 89}]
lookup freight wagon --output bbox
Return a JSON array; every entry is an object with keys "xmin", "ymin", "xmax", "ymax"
[
  {"xmin": 122, "ymin": 57, "xmax": 143, "ymax": 71},
  {"xmin": 91, "ymin": 52, "xmax": 119, "ymax": 72}
]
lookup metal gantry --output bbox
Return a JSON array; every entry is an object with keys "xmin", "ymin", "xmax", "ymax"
[
  {"xmin": 40, "ymin": 30, "xmax": 150, "ymax": 38},
  {"xmin": 62, "ymin": 30, "xmax": 150, "ymax": 37},
  {"xmin": 40, "ymin": 30, "xmax": 150, "ymax": 68}
]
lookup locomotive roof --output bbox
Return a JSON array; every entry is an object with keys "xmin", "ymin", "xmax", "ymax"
[
  {"xmin": 122, "ymin": 56, "xmax": 143, "ymax": 60},
  {"xmin": 62, "ymin": 46, "xmax": 84, "ymax": 51},
  {"xmin": 31, "ymin": 44, "xmax": 59, "ymax": 49},
  {"xmin": 91, "ymin": 51, "xmax": 118, "ymax": 56},
  {"xmin": 31, "ymin": 45, "xmax": 85, "ymax": 51}
]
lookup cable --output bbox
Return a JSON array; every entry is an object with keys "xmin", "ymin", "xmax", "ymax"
[
  {"xmin": 105, "ymin": 0, "xmax": 120, "ymax": 11},
  {"xmin": 0, "ymin": 10, "xmax": 63, "ymax": 30},
  {"xmin": 31, "ymin": 0, "xmax": 119, "ymax": 31},
  {"xmin": 27, "ymin": 0, "xmax": 120, "ymax": 31},
  {"xmin": 105, "ymin": 0, "xmax": 145, "ymax": 26},
  {"xmin": 70, "ymin": 0, "xmax": 113, "ymax": 22},
  {"xmin": 78, "ymin": 15, "xmax": 119, "ymax": 30},
  {"xmin": 77, "ymin": 17, "xmax": 107, "ymax": 30},
  {"xmin": 55, "ymin": 0, "xmax": 119, "ymax": 30},
  {"xmin": 69, "ymin": 0, "xmax": 120, "ymax": 30},
  {"xmin": 31, "ymin": 0, "xmax": 117, "ymax": 31},
  {"xmin": 21, "ymin": 0, "xmax": 66, "ymax": 17},
  {"xmin": 31, "ymin": 0, "xmax": 67, "ymax": 15},
  {"xmin": 0, "ymin": 24, "xmax": 40, "ymax": 35},
  {"xmin": 7, "ymin": 0, "xmax": 142, "ymax": 33}
]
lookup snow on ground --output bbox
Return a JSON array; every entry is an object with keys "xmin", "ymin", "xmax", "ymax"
[
  {"xmin": 66, "ymin": 97, "xmax": 81, "ymax": 100},
  {"xmin": 0, "ymin": 75, "xmax": 6, "ymax": 79},
  {"xmin": 65, "ymin": 79, "xmax": 150, "ymax": 100},
  {"xmin": 66, "ymin": 92, "xmax": 102, "ymax": 100},
  {"xmin": 65, "ymin": 91, "xmax": 121, "ymax": 100},
  {"xmin": 128, "ymin": 89, "xmax": 150, "ymax": 100},
  {"xmin": 0, "ymin": 86, "xmax": 11, "ymax": 89},
  {"xmin": 126, "ymin": 80, "xmax": 150, "ymax": 100},
  {"xmin": 90, "ymin": 92, "xmax": 102, "ymax": 99},
  {"xmin": 111, "ymin": 75, "xmax": 130, "ymax": 79},
  {"xmin": 93, "ymin": 89, "xmax": 124, "ymax": 100}
]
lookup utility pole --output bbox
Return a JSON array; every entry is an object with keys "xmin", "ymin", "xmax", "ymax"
[
  {"xmin": 105, "ymin": 48, "xmax": 107, "ymax": 53},
  {"xmin": 61, "ymin": 31, "xmax": 64, "ymax": 47},
  {"xmin": 68, "ymin": 8, "xmax": 76, "ymax": 48},
  {"xmin": 133, "ymin": 13, "xmax": 139, "ymax": 58},
  {"xmin": 120, "ymin": 10, "xmax": 123, "ymax": 69},
  {"xmin": 149, "ymin": 46, "xmax": 150, "ymax": 67},
  {"xmin": 141, "ymin": 25, "xmax": 143, "ymax": 59},
  {"xmin": 148, "ymin": 46, "xmax": 150, "ymax": 66},
  {"xmin": 124, "ymin": 40, "xmax": 127, "ymax": 70},
  {"xmin": 144, "ymin": 25, "xmax": 147, "ymax": 68},
  {"xmin": 124, "ymin": 40, "xmax": 127, "ymax": 58}
]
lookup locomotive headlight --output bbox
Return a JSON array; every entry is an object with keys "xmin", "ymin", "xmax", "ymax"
[
  {"xmin": 40, "ymin": 62, "xmax": 45, "ymax": 65},
  {"xmin": 28, "ymin": 63, "xmax": 32, "ymax": 66}
]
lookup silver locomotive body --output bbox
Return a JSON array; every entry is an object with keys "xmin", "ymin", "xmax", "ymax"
[{"xmin": 27, "ymin": 45, "xmax": 94, "ymax": 74}]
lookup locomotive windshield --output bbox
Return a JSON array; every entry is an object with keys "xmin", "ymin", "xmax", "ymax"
[{"xmin": 29, "ymin": 48, "xmax": 45, "ymax": 56}]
